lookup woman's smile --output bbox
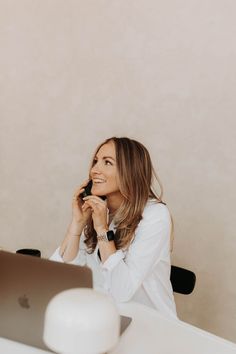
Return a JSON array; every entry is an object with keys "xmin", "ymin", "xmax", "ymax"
[{"xmin": 93, "ymin": 178, "xmax": 106, "ymax": 183}]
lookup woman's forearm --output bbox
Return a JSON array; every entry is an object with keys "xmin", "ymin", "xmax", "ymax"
[{"xmin": 59, "ymin": 221, "xmax": 84, "ymax": 262}]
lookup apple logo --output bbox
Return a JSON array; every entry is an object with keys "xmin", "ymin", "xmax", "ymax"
[{"xmin": 18, "ymin": 294, "xmax": 30, "ymax": 309}]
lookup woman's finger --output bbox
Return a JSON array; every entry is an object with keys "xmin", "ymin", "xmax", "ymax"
[
  {"xmin": 83, "ymin": 195, "xmax": 107, "ymax": 205},
  {"xmin": 82, "ymin": 199, "xmax": 98, "ymax": 210},
  {"xmin": 73, "ymin": 179, "xmax": 90, "ymax": 199},
  {"xmin": 82, "ymin": 202, "xmax": 92, "ymax": 212}
]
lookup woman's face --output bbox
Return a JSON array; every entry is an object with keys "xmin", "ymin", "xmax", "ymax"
[{"xmin": 90, "ymin": 141, "xmax": 122, "ymax": 199}]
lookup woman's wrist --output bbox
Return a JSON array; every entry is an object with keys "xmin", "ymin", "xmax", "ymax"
[
  {"xmin": 95, "ymin": 225, "xmax": 109, "ymax": 236},
  {"xmin": 68, "ymin": 220, "xmax": 84, "ymax": 238}
]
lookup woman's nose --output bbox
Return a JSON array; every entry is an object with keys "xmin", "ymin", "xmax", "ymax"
[{"xmin": 91, "ymin": 163, "xmax": 101, "ymax": 175}]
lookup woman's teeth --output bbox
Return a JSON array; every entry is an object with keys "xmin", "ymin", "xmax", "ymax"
[{"xmin": 93, "ymin": 179, "xmax": 105, "ymax": 183}]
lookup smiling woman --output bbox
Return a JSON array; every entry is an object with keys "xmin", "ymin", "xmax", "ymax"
[{"xmin": 50, "ymin": 137, "xmax": 177, "ymax": 319}]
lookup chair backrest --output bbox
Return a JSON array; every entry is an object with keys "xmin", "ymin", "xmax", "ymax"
[{"xmin": 170, "ymin": 265, "xmax": 196, "ymax": 294}]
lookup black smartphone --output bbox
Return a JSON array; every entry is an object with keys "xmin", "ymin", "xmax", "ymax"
[{"xmin": 79, "ymin": 180, "xmax": 106, "ymax": 200}]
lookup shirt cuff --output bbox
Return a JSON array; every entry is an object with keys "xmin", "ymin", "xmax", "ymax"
[
  {"xmin": 50, "ymin": 248, "xmax": 63, "ymax": 262},
  {"xmin": 49, "ymin": 247, "xmax": 86, "ymax": 266},
  {"xmin": 101, "ymin": 249, "xmax": 125, "ymax": 271}
]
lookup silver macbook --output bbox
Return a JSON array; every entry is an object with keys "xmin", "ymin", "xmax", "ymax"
[{"xmin": 0, "ymin": 250, "xmax": 131, "ymax": 351}]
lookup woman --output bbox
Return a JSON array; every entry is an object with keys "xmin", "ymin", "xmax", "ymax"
[{"xmin": 51, "ymin": 137, "xmax": 177, "ymax": 319}]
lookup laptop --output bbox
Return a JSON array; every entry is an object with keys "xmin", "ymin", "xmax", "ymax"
[{"xmin": 0, "ymin": 251, "xmax": 131, "ymax": 351}]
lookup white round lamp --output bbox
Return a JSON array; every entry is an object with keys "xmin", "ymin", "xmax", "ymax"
[{"xmin": 43, "ymin": 288, "xmax": 120, "ymax": 354}]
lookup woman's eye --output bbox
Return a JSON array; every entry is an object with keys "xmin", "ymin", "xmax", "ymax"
[
  {"xmin": 105, "ymin": 160, "xmax": 112, "ymax": 165},
  {"xmin": 93, "ymin": 159, "xmax": 98, "ymax": 165}
]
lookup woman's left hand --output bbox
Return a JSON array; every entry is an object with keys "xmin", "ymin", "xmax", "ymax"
[{"xmin": 82, "ymin": 196, "xmax": 109, "ymax": 234}]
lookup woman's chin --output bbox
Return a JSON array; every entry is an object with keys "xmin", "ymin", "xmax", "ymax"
[{"xmin": 91, "ymin": 187, "xmax": 107, "ymax": 197}]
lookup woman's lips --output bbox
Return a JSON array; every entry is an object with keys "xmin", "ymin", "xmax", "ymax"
[{"xmin": 93, "ymin": 179, "xmax": 106, "ymax": 184}]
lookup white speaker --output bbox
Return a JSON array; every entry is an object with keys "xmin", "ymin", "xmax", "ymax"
[{"xmin": 43, "ymin": 288, "xmax": 120, "ymax": 354}]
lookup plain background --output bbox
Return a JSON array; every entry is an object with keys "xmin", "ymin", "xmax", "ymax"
[{"xmin": 1, "ymin": 0, "xmax": 236, "ymax": 343}]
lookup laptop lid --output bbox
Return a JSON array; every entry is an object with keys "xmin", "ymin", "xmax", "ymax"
[{"xmin": 0, "ymin": 251, "xmax": 92, "ymax": 351}]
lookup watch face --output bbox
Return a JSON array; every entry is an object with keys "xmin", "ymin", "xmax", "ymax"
[{"xmin": 107, "ymin": 230, "xmax": 115, "ymax": 241}]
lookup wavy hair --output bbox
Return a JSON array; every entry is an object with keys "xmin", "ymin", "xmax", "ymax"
[{"xmin": 84, "ymin": 137, "xmax": 172, "ymax": 252}]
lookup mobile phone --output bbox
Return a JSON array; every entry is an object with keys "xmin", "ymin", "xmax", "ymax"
[{"xmin": 79, "ymin": 180, "xmax": 106, "ymax": 200}]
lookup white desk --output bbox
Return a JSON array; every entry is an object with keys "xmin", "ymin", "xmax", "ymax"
[
  {"xmin": 1, "ymin": 302, "xmax": 236, "ymax": 354},
  {"xmin": 0, "ymin": 337, "xmax": 51, "ymax": 354},
  {"xmin": 113, "ymin": 303, "xmax": 236, "ymax": 354}
]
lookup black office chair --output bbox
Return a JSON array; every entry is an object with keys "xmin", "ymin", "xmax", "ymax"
[{"xmin": 170, "ymin": 265, "xmax": 196, "ymax": 294}]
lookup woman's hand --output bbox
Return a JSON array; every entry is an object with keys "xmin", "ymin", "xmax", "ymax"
[
  {"xmin": 82, "ymin": 196, "xmax": 109, "ymax": 234},
  {"xmin": 71, "ymin": 180, "xmax": 92, "ymax": 227},
  {"xmin": 60, "ymin": 181, "xmax": 92, "ymax": 260}
]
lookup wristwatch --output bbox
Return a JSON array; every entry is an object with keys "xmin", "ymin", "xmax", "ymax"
[{"xmin": 97, "ymin": 230, "xmax": 115, "ymax": 242}]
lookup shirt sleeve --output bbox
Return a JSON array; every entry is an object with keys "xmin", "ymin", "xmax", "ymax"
[{"xmin": 100, "ymin": 202, "xmax": 172, "ymax": 302}]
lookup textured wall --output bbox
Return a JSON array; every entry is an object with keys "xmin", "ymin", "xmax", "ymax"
[{"xmin": 1, "ymin": 0, "xmax": 236, "ymax": 343}]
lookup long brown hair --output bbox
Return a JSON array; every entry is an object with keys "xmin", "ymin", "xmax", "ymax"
[{"xmin": 84, "ymin": 137, "xmax": 169, "ymax": 252}]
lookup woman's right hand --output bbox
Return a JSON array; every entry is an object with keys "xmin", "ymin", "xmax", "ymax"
[
  {"xmin": 59, "ymin": 181, "xmax": 92, "ymax": 259},
  {"xmin": 71, "ymin": 180, "xmax": 92, "ymax": 228}
]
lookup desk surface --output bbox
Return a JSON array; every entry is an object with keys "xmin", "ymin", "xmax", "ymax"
[
  {"xmin": 1, "ymin": 302, "xmax": 236, "ymax": 354},
  {"xmin": 113, "ymin": 303, "xmax": 236, "ymax": 354}
]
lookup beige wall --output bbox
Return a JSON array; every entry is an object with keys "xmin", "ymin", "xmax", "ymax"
[{"xmin": 1, "ymin": 0, "xmax": 236, "ymax": 343}]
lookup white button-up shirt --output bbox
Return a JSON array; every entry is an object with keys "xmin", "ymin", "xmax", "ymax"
[{"xmin": 50, "ymin": 199, "xmax": 177, "ymax": 319}]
